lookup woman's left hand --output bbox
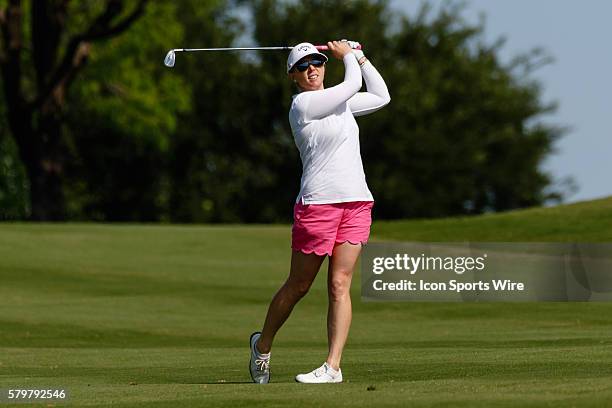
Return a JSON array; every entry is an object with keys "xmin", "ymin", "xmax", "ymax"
[
  {"xmin": 341, "ymin": 39, "xmax": 361, "ymax": 50},
  {"xmin": 327, "ymin": 40, "xmax": 353, "ymax": 60},
  {"xmin": 341, "ymin": 39, "xmax": 365, "ymax": 61}
]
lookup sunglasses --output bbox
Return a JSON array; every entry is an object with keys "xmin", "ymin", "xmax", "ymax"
[{"xmin": 291, "ymin": 59, "xmax": 325, "ymax": 73}]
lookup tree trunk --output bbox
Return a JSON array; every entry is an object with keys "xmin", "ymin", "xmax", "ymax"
[
  {"xmin": 27, "ymin": 111, "xmax": 66, "ymax": 221},
  {"xmin": 8, "ymin": 104, "xmax": 66, "ymax": 220},
  {"xmin": 27, "ymin": 160, "xmax": 66, "ymax": 221}
]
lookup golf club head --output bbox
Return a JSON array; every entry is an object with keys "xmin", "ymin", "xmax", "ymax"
[{"xmin": 164, "ymin": 50, "xmax": 176, "ymax": 68}]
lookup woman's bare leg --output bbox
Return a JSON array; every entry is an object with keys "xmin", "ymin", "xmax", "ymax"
[
  {"xmin": 326, "ymin": 242, "xmax": 362, "ymax": 370},
  {"xmin": 257, "ymin": 250, "xmax": 325, "ymax": 353}
]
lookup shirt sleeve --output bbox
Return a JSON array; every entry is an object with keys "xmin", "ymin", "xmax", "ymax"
[
  {"xmin": 347, "ymin": 60, "xmax": 391, "ymax": 117},
  {"xmin": 293, "ymin": 54, "xmax": 362, "ymax": 123}
]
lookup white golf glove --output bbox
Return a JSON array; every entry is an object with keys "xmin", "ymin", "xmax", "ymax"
[{"xmin": 341, "ymin": 39, "xmax": 364, "ymax": 61}]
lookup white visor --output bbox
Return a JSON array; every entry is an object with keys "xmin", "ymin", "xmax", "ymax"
[{"xmin": 287, "ymin": 42, "xmax": 328, "ymax": 73}]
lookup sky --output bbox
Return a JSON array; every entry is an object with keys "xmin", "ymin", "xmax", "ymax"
[{"xmin": 390, "ymin": 0, "xmax": 612, "ymax": 203}]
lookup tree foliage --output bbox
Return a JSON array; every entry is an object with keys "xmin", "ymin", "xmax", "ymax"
[{"xmin": 0, "ymin": 0, "xmax": 569, "ymax": 221}]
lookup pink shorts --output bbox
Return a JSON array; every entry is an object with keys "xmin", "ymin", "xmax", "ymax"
[{"xmin": 292, "ymin": 201, "xmax": 374, "ymax": 256}]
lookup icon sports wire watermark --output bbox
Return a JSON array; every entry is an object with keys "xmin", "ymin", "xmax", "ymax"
[{"xmin": 361, "ymin": 242, "xmax": 612, "ymax": 301}]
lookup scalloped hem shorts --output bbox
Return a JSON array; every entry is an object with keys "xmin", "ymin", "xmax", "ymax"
[{"xmin": 291, "ymin": 201, "xmax": 374, "ymax": 257}]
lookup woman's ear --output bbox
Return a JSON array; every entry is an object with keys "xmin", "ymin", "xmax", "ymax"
[{"xmin": 288, "ymin": 72, "xmax": 298, "ymax": 86}]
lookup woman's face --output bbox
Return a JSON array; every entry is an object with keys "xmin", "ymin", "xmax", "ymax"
[{"xmin": 289, "ymin": 55, "xmax": 325, "ymax": 92}]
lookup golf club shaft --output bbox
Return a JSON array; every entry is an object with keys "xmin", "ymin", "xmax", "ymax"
[
  {"xmin": 172, "ymin": 44, "xmax": 361, "ymax": 52},
  {"xmin": 173, "ymin": 47, "xmax": 290, "ymax": 52},
  {"xmin": 164, "ymin": 43, "xmax": 362, "ymax": 67}
]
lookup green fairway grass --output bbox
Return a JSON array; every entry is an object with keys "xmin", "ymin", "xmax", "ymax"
[
  {"xmin": 372, "ymin": 196, "xmax": 612, "ymax": 242},
  {"xmin": 1, "ymin": 198, "xmax": 612, "ymax": 407}
]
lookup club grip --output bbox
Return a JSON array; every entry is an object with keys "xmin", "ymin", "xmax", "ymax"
[{"xmin": 315, "ymin": 43, "xmax": 362, "ymax": 51}]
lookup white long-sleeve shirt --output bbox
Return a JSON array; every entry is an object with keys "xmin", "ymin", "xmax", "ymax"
[{"xmin": 289, "ymin": 53, "xmax": 391, "ymax": 204}]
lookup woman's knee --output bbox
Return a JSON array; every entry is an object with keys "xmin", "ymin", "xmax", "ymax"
[
  {"xmin": 284, "ymin": 278, "xmax": 313, "ymax": 299},
  {"xmin": 328, "ymin": 272, "xmax": 352, "ymax": 301}
]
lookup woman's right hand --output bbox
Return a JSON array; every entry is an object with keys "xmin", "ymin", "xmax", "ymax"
[{"xmin": 327, "ymin": 40, "xmax": 352, "ymax": 60}]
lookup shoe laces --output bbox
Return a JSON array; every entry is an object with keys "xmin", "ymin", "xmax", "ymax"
[
  {"xmin": 313, "ymin": 364, "xmax": 327, "ymax": 377},
  {"xmin": 255, "ymin": 357, "xmax": 269, "ymax": 372}
]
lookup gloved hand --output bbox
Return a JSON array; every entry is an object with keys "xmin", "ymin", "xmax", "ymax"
[{"xmin": 341, "ymin": 39, "xmax": 364, "ymax": 61}]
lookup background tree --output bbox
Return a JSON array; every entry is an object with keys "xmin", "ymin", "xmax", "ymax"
[
  {"xmin": 0, "ymin": 102, "xmax": 29, "ymax": 219},
  {"xmin": 63, "ymin": 1, "xmax": 190, "ymax": 221},
  {"xmin": 166, "ymin": 0, "xmax": 288, "ymax": 222},
  {"xmin": 0, "ymin": 0, "xmax": 148, "ymax": 220},
  {"xmin": 364, "ymin": 2, "xmax": 565, "ymax": 217}
]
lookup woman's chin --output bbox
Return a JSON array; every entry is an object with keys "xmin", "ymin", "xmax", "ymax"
[{"xmin": 304, "ymin": 82, "xmax": 322, "ymax": 91}]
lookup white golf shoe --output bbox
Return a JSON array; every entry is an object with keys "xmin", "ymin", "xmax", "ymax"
[
  {"xmin": 249, "ymin": 332, "xmax": 270, "ymax": 384},
  {"xmin": 295, "ymin": 362, "xmax": 343, "ymax": 383}
]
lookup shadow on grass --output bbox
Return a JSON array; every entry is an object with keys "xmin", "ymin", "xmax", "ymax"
[{"xmin": 4, "ymin": 360, "xmax": 612, "ymax": 384}]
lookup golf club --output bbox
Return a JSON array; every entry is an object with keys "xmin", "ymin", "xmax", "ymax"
[{"xmin": 163, "ymin": 43, "xmax": 363, "ymax": 68}]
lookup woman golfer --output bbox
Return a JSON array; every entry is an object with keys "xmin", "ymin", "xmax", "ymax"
[{"xmin": 249, "ymin": 40, "xmax": 390, "ymax": 383}]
